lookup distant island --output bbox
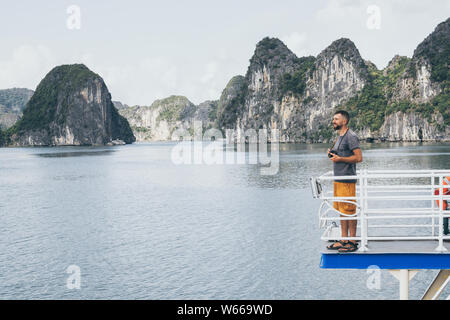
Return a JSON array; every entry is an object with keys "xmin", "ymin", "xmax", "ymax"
[
  {"xmin": 0, "ymin": 64, "xmax": 135, "ymax": 146},
  {"xmin": 0, "ymin": 18, "xmax": 448, "ymax": 146}
]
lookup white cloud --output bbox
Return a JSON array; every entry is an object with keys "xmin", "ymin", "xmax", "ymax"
[
  {"xmin": 97, "ymin": 57, "xmax": 179, "ymax": 105},
  {"xmin": 281, "ymin": 32, "xmax": 308, "ymax": 57},
  {"xmin": 0, "ymin": 45, "xmax": 183, "ymax": 106},
  {"xmin": 315, "ymin": 0, "xmax": 368, "ymax": 31},
  {"xmin": 315, "ymin": 0, "xmax": 362, "ymax": 20},
  {"xmin": 198, "ymin": 61, "xmax": 222, "ymax": 100},
  {"xmin": 200, "ymin": 61, "xmax": 219, "ymax": 84},
  {"xmin": 0, "ymin": 44, "xmax": 56, "ymax": 90},
  {"xmin": 193, "ymin": 51, "xmax": 244, "ymax": 102},
  {"xmin": 312, "ymin": 0, "xmax": 450, "ymax": 68}
]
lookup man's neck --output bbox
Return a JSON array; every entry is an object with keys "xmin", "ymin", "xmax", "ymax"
[{"xmin": 339, "ymin": 126, "xmax": 348, "ymax": 136}]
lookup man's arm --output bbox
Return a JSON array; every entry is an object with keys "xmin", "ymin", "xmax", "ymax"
[{"xmin": 330, "ymin": 148, "xmax": 362, "ymax": 163}]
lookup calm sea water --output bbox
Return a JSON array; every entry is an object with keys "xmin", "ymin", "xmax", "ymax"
[{"xmin": 0, "ymin": 141, "xmax": 449, "ymax": 299}]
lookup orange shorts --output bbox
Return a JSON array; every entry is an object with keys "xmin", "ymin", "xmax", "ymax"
[{"xmin": 333, "ymin": 181, "xmax": 356, "ymax": 215}]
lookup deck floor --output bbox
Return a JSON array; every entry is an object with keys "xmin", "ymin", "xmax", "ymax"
[
  {"xmin": 321, "ymin": 240, "xmax": 450, "ymax": 269},
  {"xmin": 323, "ymin": 240, "xmax": 450, "ymax": 254}
]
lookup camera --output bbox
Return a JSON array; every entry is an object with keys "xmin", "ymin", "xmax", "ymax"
[{"xmin": 328, "ymin": 150, "xmax": 338, "ymax": 158}]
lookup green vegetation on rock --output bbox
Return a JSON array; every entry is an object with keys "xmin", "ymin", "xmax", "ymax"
[
  {"xmin": 339, "ymin": 54, "xmax": 449, "ymax": 132},
  {"xmin": 413, "ymin": 18, "xmax": 450, "ymax": 86},
  {"xmin": 8, "ymin": 64, "xmax": 100, "ymax": 135},
  {"xmin": 0, "ymin": 88, "xmax": 34, "ymax": 112},
  {"xmin": 155, "ymin": 96, "xmax": 196, "ymax": 122},
  {"xmin": 2, "ymin": 63, "xmax": 136, "ymax": 145},
  {"xmin": 208, "ymin": 101, "xmax": 218, "ymax": 122},
  {"xmin": 216, "ymin": 76, "xmax": 247, "ymax": 129},
  {"xmin": 337, "ymin": 62, "xmax": 391, "ymax": 131},
  {"xmin": 341, "ymin": 17, "xmax": 449, "ymax": 133},
  {"xmin": 278, "ymin": 56, "xmax": 315, "ymax": 101}
]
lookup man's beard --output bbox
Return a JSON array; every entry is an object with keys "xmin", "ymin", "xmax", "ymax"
[{"xmin": 333, "ymin": 124, "xmax": 342, "ymax": 131}]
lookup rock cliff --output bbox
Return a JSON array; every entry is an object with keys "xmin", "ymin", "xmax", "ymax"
[
  {"xmin": 3, "ymin": 19, "xmax": 448, "ymax": 144},
  {"xmin": 221, "ymin": 18, "xmax": 449, "ymax": 143},
  {"xmin": 118, "ymin": 96, "xmax": 217, "ymax": 141},
  {"xmin": 223, "ymin": 37, "xmax": 369, "ymax": 143},
  {"xmin": 6, "ymin": 64, "xmax": 135, "ymax": 146},
  {"xmin": 0, "ymin": 88, "xmax": 34, "ymax": 129}
]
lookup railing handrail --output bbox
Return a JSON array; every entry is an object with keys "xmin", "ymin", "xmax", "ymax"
[{"xmin": 311, "ymin": 169, "xmax": 450, "ymax": 252}]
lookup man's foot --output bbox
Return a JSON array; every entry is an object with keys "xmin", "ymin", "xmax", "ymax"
[
  {"xmin": 327, "ymin": 240, "xmax": 345, "ymax": 250},
  {"xmin": 338, "ymin": 241, "xmax": 358, "ymax": 253}
]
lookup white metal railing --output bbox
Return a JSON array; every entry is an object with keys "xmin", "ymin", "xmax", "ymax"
[{"xmin": 310, "ymin": 169, "xmax": 450, "ymax": 252}]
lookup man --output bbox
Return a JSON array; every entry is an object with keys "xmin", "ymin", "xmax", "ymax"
[{"xmin": 326, "ymin": 110, "xmax": 363, "ymax": 253}]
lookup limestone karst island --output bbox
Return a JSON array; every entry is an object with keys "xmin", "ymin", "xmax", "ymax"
[{"xmin": 0, "ymin": 18, "xmax": 448, "ymax": 147}]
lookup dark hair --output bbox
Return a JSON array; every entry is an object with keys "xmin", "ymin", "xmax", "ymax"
[{"xmin": 334, "ymin": 110, "xmax": 350, "ymax": 124}]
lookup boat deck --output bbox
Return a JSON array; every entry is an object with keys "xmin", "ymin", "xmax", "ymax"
[{"xmin": 321, "ymin": 240, "xmax": 450, "ymax": 269}]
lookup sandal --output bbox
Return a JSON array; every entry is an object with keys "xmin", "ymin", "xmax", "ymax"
[
  {"xmin": 338, "ymin": 241, "xmax": 358, "ymax": 253},
  {"xmin": 327, "ymin": 240, "xmax": 345, "ymax": 250}
]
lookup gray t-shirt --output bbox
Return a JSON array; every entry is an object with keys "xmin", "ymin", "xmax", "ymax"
[{"xmin": 332, "ymin": 129, "xmax": 360, "ymax": 183}]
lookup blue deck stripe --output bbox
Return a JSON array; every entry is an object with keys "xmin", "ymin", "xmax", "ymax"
[{"xmin": 321, "ymin": 253, "xmax": 450, "ymax": 269}]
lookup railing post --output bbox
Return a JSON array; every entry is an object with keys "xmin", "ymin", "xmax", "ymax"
[
  {"xmin": 435, "ymin": 176, "xmax": 447, "ymax": 252},
  {"xmin": 359, "ymin": 169, "xmax": 368, "ymax": 252},
  {"xmin": 431, "ymin": 174, "xmax": 435, "ymax": 237}
]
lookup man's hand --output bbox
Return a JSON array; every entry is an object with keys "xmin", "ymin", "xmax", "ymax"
[
  {"xmin": 329, "ymin": 153, "xmax": 342, "ymax": 163},
  {"xmin": 329, "ymin": 148, "xmax": 363, "ymax": 163}
]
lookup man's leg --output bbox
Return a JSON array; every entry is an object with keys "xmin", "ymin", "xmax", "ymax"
[
  {"xmin": 344, "ymin": 182, "xmax": 357, "ymax": 242},
  {"xmin": 349, "ymin": 219, "xmax": 357, "ymax": 239},
  {"xmin": 328, "ymin": 187, "xmax": 347, "ymax": 249},
  {"xmin": 340, "ymin": 216, "xmax": 349, "ymax": 239},
  {"xmin": 334, "ymin": 182, "xmax": 349, "ymax": 240},
  {"xmin": 335, "ymin": 182, "xmax": 357, "ymax": 252}
]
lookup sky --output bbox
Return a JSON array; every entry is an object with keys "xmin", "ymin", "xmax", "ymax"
[{"xmin": 0, "ymin": 0, "xmax": 449, "ymax": 106}]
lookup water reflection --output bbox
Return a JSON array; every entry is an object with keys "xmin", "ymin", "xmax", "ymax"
[{"xmin": 35, "ymin": 149, "xmax": 115, "ymax": 158}]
